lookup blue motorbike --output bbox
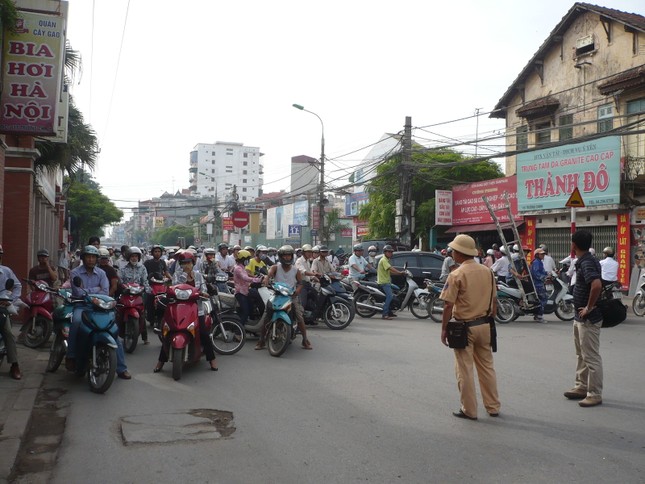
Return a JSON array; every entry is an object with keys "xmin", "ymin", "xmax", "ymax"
[
  {"xmin": 46, "ymin": 288, "xmax": 75, "ymax": 373},
  {"xmin": 265, "ymin": 282, "xmax": 298, "ymax": 357},
  {"xmin": 71, "ymin": 278, "xmax": 119, "ymax": 393}
]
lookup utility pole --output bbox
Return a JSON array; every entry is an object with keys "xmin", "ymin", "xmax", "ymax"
[
  {"xmin": 474, "ymin": 107, "xmax": 482, "ymax": 158},
  {"xmin": 397, "ymin": 116, "xmax": 413, "ymax": 247}
]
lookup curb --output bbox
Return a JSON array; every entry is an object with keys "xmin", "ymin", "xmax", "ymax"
[{"xmin": 0, "ymin": 321, "xmax": 47, "ymax": 483}]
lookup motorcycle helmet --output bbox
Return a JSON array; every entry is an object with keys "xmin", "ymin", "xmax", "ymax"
[
  {"xmin": 446, "ymin": 247, "xmax": 453, "ymax": 254},
  {"xmin": 127, "ymin": 246, "xmax": 142, "ymax": 262},
  {"xmin": 382, "ymin": 245, "xmax": 394, "ymax": 253},
  {"xmin": 534, "ymin": 248, "xmax": 545, "ymax": 257},
  {"xmin": 278, "ymin": 245, "xmax": 295, "ymax": 265},
  {"xmin": 236, "ymin": 249, "xmax": 252, "ymax": 263},
  {"xmin": 318, "ymin": 245, "xmax": 329, "ymax": 253},
  {"xmin": 37, "ymin": 249, "xmax": 50, "ymax": 257},
  {"xmin": 256, "ymin": 244, "xmax": 268, "ymax": 252},
  {"xmin": 98, "ymin": 248, "xmax": 110, "ymax": 259},
  {"xmin": 204, "ymin": 247, "xmax": 216, "ymax": 257},
  {"xmin": 232, "ymin": 244, "xmax": 242, "ymax": 251},
  {"xmin": 486, "ymin": 249, "xmax": 494, "ymax": 256},
  {"xmin": 512, "ymin": 244, "xmax": 520, "ymax": 252},
  {"xmin": 301, "ymin": 244, "xmax": 313, "ymax": 252},
  {"xmin": 176, "ymin": 251, "xmax": 195, "ymax": 264},
  {"xmin": 353, "ymin": 244, "xmax": 364, "ymax": 252},
  {"xmin": 368, "ymin": 245, "xmax": 377, "ymax": 253},
  {"xmin": 218, "ymin": 242, "xmax": 229, "ymax": 252},
  {"xmin": 500, "ymin": 245, "xmax": 508, "ymax": 255},
  {"xmin": 81, "ymin": 245, "xmax": 100, "ymax": 259},
  {"xmin": 602, "ymin": 246, "xmax": 614, "ymax": 257},
  {"xmin": 312, "ymin": 245, "xmax": 320, "ymax": 253}
]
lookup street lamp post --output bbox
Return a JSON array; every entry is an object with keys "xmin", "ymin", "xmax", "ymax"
[{"xmin": 292, "ymin": 103, "xmax": 325, "ymax": 244}]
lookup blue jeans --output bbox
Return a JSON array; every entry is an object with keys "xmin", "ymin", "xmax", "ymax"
[{"xmin": 382, "ymin": 283, "xmax": 393, "ymax": 316}]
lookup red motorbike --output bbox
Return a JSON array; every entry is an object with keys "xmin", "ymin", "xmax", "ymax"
[
  {"xmin": 21, "ymin": 279, "xmax": 56, "ymax": 348},
  {"xmin": 158, "ymin": 283, "xmax": 212, "ymax": 381},
  {"xmin": 117, "ymin": 282, "xmax": 146, "ymax": 353},
  {"xmin": 149, "ymin": 275, "xmax": 170, "ymax": 330}
]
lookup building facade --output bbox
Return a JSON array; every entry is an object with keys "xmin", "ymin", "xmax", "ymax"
[
  {"xmin": 290, "ymin": 155, "xmax": 319, "ymax": 198},
  {"xmin": 491, "ymin": 2, "xmax": 645, "ymax": 289},
  {"xmin": 189, "ymin": 141, "xmax": 263, "ymax": 204}
]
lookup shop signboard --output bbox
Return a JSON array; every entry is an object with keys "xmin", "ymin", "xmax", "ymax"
[
  {"xmin": 435, "ymin": 190, "xmax": 452, "ymax": 225},
  {"xmin": 452, "ymin": 176, "xmax": 519, "ymax": 225},
  {"xmin": 516, "ymin": 136, "xmax": 621, "ymax": 211}
]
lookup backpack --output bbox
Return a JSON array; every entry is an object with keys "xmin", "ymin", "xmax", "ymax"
[{"xmin": 597, "ymin": 282, "xmax": 627, "ymax": 328}]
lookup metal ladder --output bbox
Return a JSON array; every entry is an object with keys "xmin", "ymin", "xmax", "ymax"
[{"xmin": 483, "ymin": 192, "xmax": 539, "ymax": 309}]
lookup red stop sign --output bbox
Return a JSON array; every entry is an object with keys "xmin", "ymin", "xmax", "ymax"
[{"xmin": 232, "ymin": 211, "xmax": 250, "ymax": 228}]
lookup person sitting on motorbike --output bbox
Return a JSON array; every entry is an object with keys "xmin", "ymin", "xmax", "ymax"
[
  {"xmin": 154, "ymin": 251, "xmax": 218, "ymax": 372},
  {"xmin": 68, "ymin": 245, "xmax": 132, "ymax": 379},
  {"xmin": 295, "ymin": 244, "xmax": 319, "ymax": 324},
  {"xmin": 200, "ymin": 248, "xmax": 220, "ymax": 283},
  {"xmin": 530, "ymin": 248, "xmax": 548, "ymax": 323},
  {"xmin": 267, "ymin": 247, "xmax": 278, "ymax": 264},
  {"xmin": 143, "ymin": 245, "xmax": 170, "ymax": 324},
  {"xmin": 440, "ymin": 247, "xmax": 457, "ymax": 282},
  {"xmin": 348, "ymin": 244, "xmax": 373, "ymax": 281},
  {"xmin": 377, "ymin": 245, "xmax": 406, "ymax": 320},
  {"xmin": 99, "ymin": 248, "xmax": 119, "ymax": 297},
  {"xmin": 19, "ymin": 249, "xmax": 60, "ymax": 342},
  {"xmin": 255, "ymin": 245, "xmax": 312, "ymax": 351},
  {"xmin": 367, "ymin": 245, "xmax": 378, "ymax": 265},
  {"xmin": 247, "ymin": 245, "xmax": 268, "ymax": 276},
  {"xmin": 0, "ymin": 244, "xmax": 23, "ymax": 379},
  {"xmin": 233, "ymin": 250, "xmax": 267, "ymax": 326},
  {"xmin": 216, "ymin": 243, "xmax": 235, "ymax": 274},
  {"xmin": 311, "ymin": 245, "xmax": 333, "ymax": 276},
  {"xmin": 118, "ymin": 247, "xmax": 151, "ymax": 344}
]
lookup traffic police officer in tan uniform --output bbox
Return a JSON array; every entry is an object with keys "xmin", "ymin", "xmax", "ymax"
[{"xmin": 440, "ymin": 234, "xmax": 501, "ymax": 420}]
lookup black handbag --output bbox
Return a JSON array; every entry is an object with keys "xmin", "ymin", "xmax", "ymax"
[
  {"xmin": 598, "ymin": 298, "xmax": 627, "ymax": 328},
  {"xmin": 446, "ymin": 321, "xmax": 468, "ymax": 349}
]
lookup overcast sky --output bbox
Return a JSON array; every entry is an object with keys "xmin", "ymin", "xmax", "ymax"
[{"xmin": 65, "ymin": 0, "xmax": 644, "ymax": 216}]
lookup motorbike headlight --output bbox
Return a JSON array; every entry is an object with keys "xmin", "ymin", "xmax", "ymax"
[
  {"xmin": 91, "ymin": 297, "xmax": 116, "ymax": 310},
  {"xmin": 130, "ymin": 286, "xmax": 144, "ymax": 295},
  {"xmin": 174, "ymin": 288, "xmax": 191, "ymax": 300}
]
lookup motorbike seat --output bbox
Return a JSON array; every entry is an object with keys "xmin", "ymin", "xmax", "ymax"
[{"xmin": 361, "ymin": 281, "xmax": 381, "ymax": 289}]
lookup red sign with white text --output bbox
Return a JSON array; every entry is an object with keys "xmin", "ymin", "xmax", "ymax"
[
  {"xmin": 222, "ymin": 217, "xmax": 234, "ymax": 231},
  {"xmin": 451, "ymin": 176, "xmax": 520, "ymax": 225}
]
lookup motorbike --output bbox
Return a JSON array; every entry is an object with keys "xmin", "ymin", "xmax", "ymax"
[
  {"xmin": 0, "ymin": 279, "xmax": 18, "ymax": 369},
  {"xmin": 158, "ymin": 283, "xmax": 212, "ymax": 380},
  {"xmin": 203, "ymin": 296, "xmax": 246, "ymax": 356},
  {"xmin": 21, "ymin": 279, "xmax": 57, "ymax": 348},
  {"xmin": 148, "ymin": 275, "xmax": 170, "ymax": 328},
  {"xmin": 46, "ymin": 288, "xmax": 75, "ymax": 372},
  {"xmin": 353, "ymin": 266, "xmax": 430, "ymax": 319},
  {"xmin": 495, "ymin": 274, "xmax": 575, "ymax": 323},
  {"xmin": 70, "ymin": 277, "xmax": 120, "ymax": 394},
  {"xmin": 304, "ymin": 272, "xmax": 355, "ymax": 330},
  {"xmin": 632, "ymin": 271, "xmax": 645, "ymax": 317},
  {"xmin": 425, "ymin": 278, "xmax": 445, "ymax": 323},
  {"xmin": 262, "ymin": 281, "xmax": 300, "ymax": 357},
  {"xmin": 116, "ymin": 282, "xmax": 146, "ymax": 353}
]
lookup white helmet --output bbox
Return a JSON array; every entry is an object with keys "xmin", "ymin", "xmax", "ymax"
[
  {"xmin": 486, "ymin": 249, "xmax": 494, "ymax": 256},
  {"xmin": 500, "ymin": 245, "xmax": 507, "ymax": 255},
  {"xmin": 512, "ymin": 244, "xmax": 520, "ymax": 252},
  {"xmin": 368, "ymin": 245, "xmax": 377, "ymax": 252}
]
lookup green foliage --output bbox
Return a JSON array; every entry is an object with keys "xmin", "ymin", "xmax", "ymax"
[
  {"xmin": 0, "ymin": 0, "xmax": 19, "ymax": 33},
  {"xmin": 321, "ymin": 208, "xmax": 341, "ymax": 245},
  {"xmin": 359, "ymin": 149, "xmax": 503, "ymax": 239},
  {"xmin": 150, "ymin": 226, "xmax": 195, "ymax": 248},
  {"xmin": 66, "ymin": 172, "xmax": 123, "ymax": 246}
]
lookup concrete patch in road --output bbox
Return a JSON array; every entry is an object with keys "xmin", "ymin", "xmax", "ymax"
[{"xmin": 120, "ymin": 408, "xmax": 235, "ymax": 445}]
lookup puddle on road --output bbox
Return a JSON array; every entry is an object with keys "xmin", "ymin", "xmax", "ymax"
[{"xmin": 120, "ymin": 408, "xmax": 235, "ymax": 445}]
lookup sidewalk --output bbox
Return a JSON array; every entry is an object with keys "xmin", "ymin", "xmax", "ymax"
[{"xmin": 0, "ymin": 321, "xmax": 46, "ymax": 483}]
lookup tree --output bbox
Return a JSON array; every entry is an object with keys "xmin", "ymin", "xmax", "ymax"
[
  {"xmin": 321, "ymin": 208, "xmax": 342, "ymax": 246},
  {"xmin": 358, "ymin": 149, "xmax": 503, "ymax": 240},
  {"xmin": 66, "ymin": 172, "xmax": 123, "ymax": 247},
  {"xmin": 150, "ymin": 226, "xmax": 195, "ymax": 248}
]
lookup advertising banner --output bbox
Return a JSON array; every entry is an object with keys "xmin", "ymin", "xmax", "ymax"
[
  {"xmin": 616, "ymin": 212, "xmax": 630, "ymax": 289},
  {"xmin": 293, "ymin": 200, "xmax": 308, "ymax": 226},
  {"xmin": 435, "ymin": 190, "xmax": 452, "ymax": 225},
  {"xmin": 516, "ymin": 136, "xmax": 621, "ymax": 211},
  {"xmin": 452, "ymin": 176, "xmax": 519, "ymax": 225},
  {"xmin": 345, "ymin": 192, "xmax": 369, "ymax": 217},
  {"xmin": 222, "ymin": 217, "xmax": 234, "ymax": 231},
  {"xmin": 0, "ymin": 12, "xmax": 65, "ymax": 135}
]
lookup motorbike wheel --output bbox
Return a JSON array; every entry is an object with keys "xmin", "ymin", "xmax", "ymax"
[
  {"xmin": 267, "ymin": 320, "xmax": 291, "ymax": 357},
  {"xmin": 46, "ymin": 332, "xmax": 66, "ymax": 372},
  {"xmin": 23, "ymin": 316, "xmax": 52, "ymax": 348},
  {"xmin": 172, "ymin": 347, "xmax": 184, "ymax": 381},
  {"xmin": 123, "ymin": 316, "xmax": 139, "ymax": 354},
  {"xmin": 88, "ymin": 343, "xmax": 117, "ymax": 394},
  {"xmin": 632, "ymin": 293, "xmax": 645, "ymax": 317},
  {"xmin": 212, "ymin": 317, "xmax": 246, "ymax": 355},
  {"xmin": 354, "ymin": 293, "xmax": 377, "ymax": 318},
  {"xmin": 409, "ymin": 294, "xmax": 431, "ymax": 319},
  {"xmin": 323, "ymin": 301, "xmax": 354, "ymax": 330},
  {"xmin": 495, "ymin": 298, "xmax": 517, "ymax": 324},
  {"xmin": 428, "ymin": 295, "xmax": 444, "ymax": 323},
  {"xmin": 555, "ymin": 300, "xmax": 575, "ymax": 321}
]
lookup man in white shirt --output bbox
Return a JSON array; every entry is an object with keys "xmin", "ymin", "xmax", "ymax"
[
  {"xmin": 540, "ymin": 245, "xmax": 556, "ymax": 274},
  {"xmin": 216, "ymin": 243, "xmax": 235, "ymax": 273},
  {"xmin": 599, "ymin": 247, "xmax": 619, "ymax": 282},
  {"xmin": 348, "ymin": 244, "xmax": 373, "ymax": 281}
]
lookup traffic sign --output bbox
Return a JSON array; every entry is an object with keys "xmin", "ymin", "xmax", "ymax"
[
  {"xmin": 565, "ymin": 187, "xmax": 585, "ymax": 208},
  {"xmin": 288, "ymin": 224, "xmax": 301, "ymax": 237},
  {"xmin": 232, "ymin": 211, "xmax": 250, "ymax": 228},
  {"xmin": 310, "ymin": 229, "xmax": 318, "ymax": 236}
]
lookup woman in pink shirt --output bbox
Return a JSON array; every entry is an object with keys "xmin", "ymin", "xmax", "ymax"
[{"xmin": 233, "ymin": 250, "xmax": 266, "ymax": 326}]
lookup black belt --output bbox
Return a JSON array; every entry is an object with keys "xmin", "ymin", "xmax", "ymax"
[{"xmin": 457, "ymin": 317, "xmax": 488, "ymax": 327}]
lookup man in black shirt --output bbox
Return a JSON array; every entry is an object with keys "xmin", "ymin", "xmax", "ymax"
[
  {"xmin": 564, "ymin": 230, "xmax": 603, "ymax": 407},
  {"xmin": 143, "ymin": 245, "xmax": 170, "ymax": 326}
]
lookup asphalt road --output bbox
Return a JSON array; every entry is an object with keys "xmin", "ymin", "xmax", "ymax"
[{"xmin": 20, "ymin": 310, "xmax": 645, "ymax": 484}]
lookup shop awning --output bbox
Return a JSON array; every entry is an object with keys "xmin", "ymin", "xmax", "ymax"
[{"xmin": 445, "ymin": 222, "xmax": 524, "ymax": 234}]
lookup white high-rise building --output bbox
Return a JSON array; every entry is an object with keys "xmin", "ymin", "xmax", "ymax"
[{"xmin": 189, "ymin": 141, "xmax": 263, "ymax": 204}]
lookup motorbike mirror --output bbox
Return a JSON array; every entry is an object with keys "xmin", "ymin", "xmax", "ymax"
[
  {"xmin": 404, "ymin": 262, "xmax": 408, "ymax": 270},
  {"xmin": 5, "ymin": 278, "xmax": 14, "ymax": 290},
  {"xmin": 72, "ymin": 276, "xmax": 83, "ymax": 288}
]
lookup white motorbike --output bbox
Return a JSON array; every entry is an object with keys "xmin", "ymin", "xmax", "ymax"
[{"xmin": 632, "ymin": 271, "xmax": 645, "ymax": 317}]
